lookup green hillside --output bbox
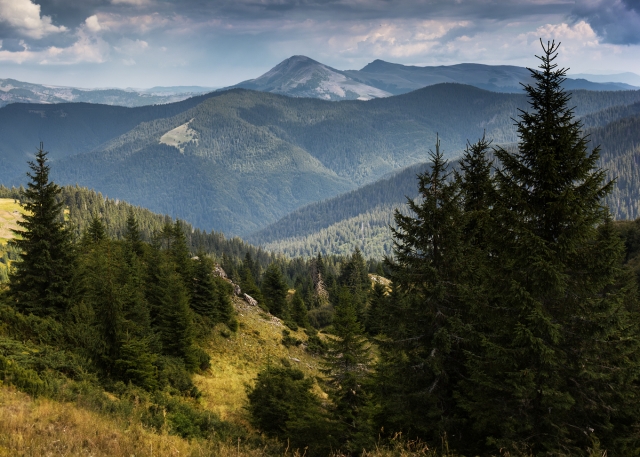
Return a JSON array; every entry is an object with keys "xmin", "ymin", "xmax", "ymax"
[
  {"xmin": 47, "ymin": 86, "xmax": 640, "ymax": 236},
  {"xmin": 2, "ymin": 85, "xmax": 639, "ymax": 237},
  {"xmin": 253, "ymin": 112, "xmax": 640, "ymax": 259}
]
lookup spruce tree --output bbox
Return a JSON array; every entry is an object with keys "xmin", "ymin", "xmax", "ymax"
[
  {"xmin": 9, "ymin": 145, "xmax": 75, "ymax": 318},
  {"xmin": 290, "ymin": 290, "xmax": 310, "ymax": 328},
  {"xmin": 365, "ymin": 282, "xmax": 387, "ymax": 336},
  {"xmin": 322, "ymin": 287, "xmax": 372, "ymax": 453},
  {"xmin": 338, "ymin": 248, "xmax": 370, "ymax": 320},
  {"xmin": 376, "ymin": 138, "xmax": 469, "ymax": 447},
  {"xmin": 190, "ymin": 254, "xmax": 218, "ymax": 319},
  {"xmin": 261, "ymin": 263, "xmax": 289, "ymax": 318},
  {"xmin": 124, "ymin": 210, "xmax": 144, "ymax": 258},
  {"xmin": 458, "ymin": 41, "xmax": 640, "ymax": 454}
]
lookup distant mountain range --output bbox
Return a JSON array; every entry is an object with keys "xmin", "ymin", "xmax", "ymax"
[
  {"xmin": 2, "ymin": 58, "xmax": 638, "ymax": 108},
  {"xmin": 569, "ymin": 73, "xmax": 640, "ymax": 87},
  {"xmin": 0, "ymin": 78, "xmax": 214, "ymax": 108},
  {"xmin": 228, "ymin": 56, "xmax": 639, "ymax": 101},
  {"xmin": 2, "ymin": 83, "xmax": 640, "ymax": 237}
]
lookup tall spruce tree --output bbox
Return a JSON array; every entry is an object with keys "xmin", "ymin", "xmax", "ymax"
[
  {"xmin": 9, "ymin": 145, "xmax": 75, "ymax": 318},
  {"xmin": 457, "ymin": 41, "xmax": 640, "ymax": 454},
  {"xmin": 376, "ymin": 138, "xmax": 470, "ymax": 448}
]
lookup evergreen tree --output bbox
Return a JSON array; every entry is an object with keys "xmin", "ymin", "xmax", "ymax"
[
  {"xmin": 290, "ymin": 290, "xmax": 310, "ymax": 328},
  {"xmin": 261, "ymin": 263, "xmax": 289, "ymax": 318},
  {"xmin": 9, "ymin": 144, "xmax": 75, "ymax": 318},
  {"xmin": 458, "ymin": 41, "xmax": 640, "ymax": 454},
  {"xmin": 81, "ymin": 214, "xmax": 107, "ymax": 247},
  {"xmin": 376, "ymin": 138, "xmax": 469, "ymax": 448},
  {"xmin": 365, "ymin": 282, "xmax": 387, "ymax": 336},
  {"xmin": 169, "ymin": 220, "xmax": 193, "ymax": 290},
  {"xmin": 338, "ymin": 248, "xmax": 370, "ymax": 320},
  {"xmin": 322, "ymin": 287, "xmax": 372, "ymax": 454},
  {"xmin": 124, "ymin": 210, "xmax": 144, "ymax": 257},
  {"xmin": 190, "ymin": 254, "xmax": 218, "ymax": 319},
  {"xmin": 157, "ymin": 263, "xmax": 197, "ymax": 371},
  {"xmin": 213, "ymin": 276, "xmax": 235, "ymax": 326}
]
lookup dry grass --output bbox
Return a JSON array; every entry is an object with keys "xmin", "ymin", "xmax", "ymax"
[
  {"xmin": 0, "ymin": 384, "xmax": 276, "ymax": 457},
  {"xmin": 0, "ymin": 198, "xmax": 24, "ymax": 244},
  {"xmin": 194, "ymin": 296, "xmax": 326, "ymax": 424}
]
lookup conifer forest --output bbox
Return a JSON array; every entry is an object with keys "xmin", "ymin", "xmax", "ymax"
[{"xmin": 3, "ymin": 39, "xmax": 640, "ymax": 457}]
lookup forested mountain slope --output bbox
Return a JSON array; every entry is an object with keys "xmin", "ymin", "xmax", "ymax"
[
  {"xmin": 2, "ymin": 85, "xmax": 640, "ymax": 236},
  {"xmin": 253, "ymin": 110, "xmax": 640, "ymax": 258},
  {"xmin": 0, "ymin": 92, "xmax": 222, "ymax": 184}
]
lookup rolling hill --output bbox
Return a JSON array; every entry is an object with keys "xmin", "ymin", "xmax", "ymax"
[
  {"xmin": 2, "ymin": 84, "xmax": 640, "ymax": 236},
  {"xmin": 250, "ymin": 109, "xmax": 640, "ymax": 258}
]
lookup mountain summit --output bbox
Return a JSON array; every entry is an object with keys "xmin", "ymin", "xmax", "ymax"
[
  {"xmin": 228, "ymin": 56, "xmax": 638, "ymax": 101},
  {"xmin": 228, "ymin": 55, "xmax": 392, "ymax": 101}
]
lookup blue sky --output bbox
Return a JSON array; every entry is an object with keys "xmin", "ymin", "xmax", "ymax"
[{"xmin": 0, "ymin": 0, "xmax": 639, "ymax": 88}]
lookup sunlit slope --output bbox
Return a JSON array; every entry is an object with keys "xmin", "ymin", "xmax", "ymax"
[
  {"xmin": 0, "ymin": 198, "xmax": 23, "ymax": 244},
  {"xmin": 195, "ymin": 296, "xmax": 324, "ymax": 423}
]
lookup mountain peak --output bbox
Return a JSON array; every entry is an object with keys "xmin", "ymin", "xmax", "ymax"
[{"xmin": 229, "ymin": 55, "xmax": 392, "ymax": 101}]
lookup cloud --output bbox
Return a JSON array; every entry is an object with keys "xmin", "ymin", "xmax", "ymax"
[
  {"xmin": 114, "ymin": 37, "xmax": 149, "ymax": 55},
  {"xmin": 572, "ymin": 0, "xmax": 640, "ymax": 44},
  {"xmin": 0, "ymin": 0, "xmax": 67, "ymax": 39},
  {"xmin": 85, "ymin": 15, "xmax": 103, "ymax": 33},
  {"xmin": 331, "ymin": 19, "xmax": 470, "ymax": 58}
]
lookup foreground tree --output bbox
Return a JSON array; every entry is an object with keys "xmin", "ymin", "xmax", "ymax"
[
  {"xmin": 375, "ymin": 139, "xmax": 469, "ymax": 448},
  {"xmin": 9, "ymin": 144, "xmax": 75, "ymax": 317},
  {"xmin": 458, "ymin": 41, "xmax": 640, "ymax": 454}
]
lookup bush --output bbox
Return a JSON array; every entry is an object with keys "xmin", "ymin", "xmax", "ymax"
[
  {"xmin": 281, "ymin": 329, "xmax": 302, "ymax": 348},
  {"xmin": 308, "ymin": 305, "xmax": 334, "ymax": 329},
  {"xmin": 245, "ymin": 364, "xmax": 336, "ymax": 455}
]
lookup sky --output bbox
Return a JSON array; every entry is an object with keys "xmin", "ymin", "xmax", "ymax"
[{"xmin": 0, "ymin": 0, "xmax": 639, "ymax": 89}]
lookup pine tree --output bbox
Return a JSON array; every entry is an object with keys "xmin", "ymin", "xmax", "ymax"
[
  {"xmin": 190, "ymin": 254, "xmax": 217, "ymax": 319},
  {"xmin": 458, "ymin": 41, "xmax": 640, "ymax": 454},
  {"xmin": 290, "ymin": 290, "xmax": 310, "ymax": 328},
  {"xmin": 338, "ymin": 248, "xmax": 370, "ymax": 320},
  {"xmin": 9, "ymin": 144, "xmax": 75, "ymax": 318},
  {"xmin": 124, "ymin": 210, "xmax": 144, "ymax": 257},
  {"xmin": 376, "ymin": 138, "xmax": 469, "ymax": 447},
  {"xmin": 322, "ymin": 287, "xmax": 372, "ymax": 453},
  {"xmin": 365, "ymin": 282, "xmax": 387, "ymax": 336},
  {"xmin": 261, "ymin": 263, "xmax": 289, "ymax": 318},
  {"xmin": 81, "ymin": 214, "xmax": 107, "ymax": 247}
]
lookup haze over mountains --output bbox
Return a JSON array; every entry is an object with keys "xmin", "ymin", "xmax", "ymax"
[
  {"xmin": 2, "ymin": 56, "xmax": 638, "ymax": 108},
  {"xmin": 0, "ymin": 78, "xmax": 215, "ymax": 108}
]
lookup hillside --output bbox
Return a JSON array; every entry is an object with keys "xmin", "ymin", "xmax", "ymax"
[
  {"xmin": 252, "ymin": 111, "xmax": 640, "ymax": 259},
  {"xmin": 2, "ymin": 85, "xmax": 640, "ymax": 236}
]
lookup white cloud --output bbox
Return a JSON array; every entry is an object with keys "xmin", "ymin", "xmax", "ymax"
[
  {"xmin": 0, "ymin": 30, "xmax": 110, "ymax": 65},
  {"xmin": 85, "ymin": 15, "xmax": 103, "ymax": 33},
  {"xmin": 0, "ymin": 0, "xmax": 67, "ymax": 39},
  {"xmin": 326, "ymin": 20, "xmax": 469, "ymax": 59},
  {"xmin": 114, "ymin": 38, "xmax": 149, "ymax": 55}
]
